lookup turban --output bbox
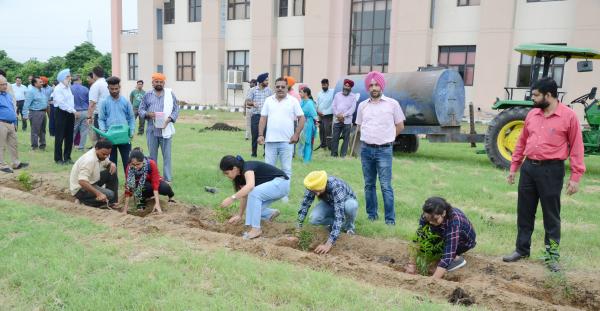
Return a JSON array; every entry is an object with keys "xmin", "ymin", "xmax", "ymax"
[
  {"xmin": 40, "ymin": 76, "xmax": 49, "ymax": 83},
  {"xmin": 256, "ymin": 72, "xmax": 269, "ymax": 83},
  {"xmin": 152, "ymin": 72, "xmax": 166, "ymax": 81},
  {"xmin": 285, "ymin": 76, "xmax": 296, "ymax": 87},
  {"xmin": 57, "ymin": 69, "xmax": 70, "ymax": 83},
  {"xmin": 364, "ymin": 71, "xmax": 385, "ymax": 91},
  {"xmin": 343, "ymin": 79, "xmax": 355, "ymax": 88},
  {"xmin": 304, "ymin": 171, "xmax": 328, "ymax": 191}
]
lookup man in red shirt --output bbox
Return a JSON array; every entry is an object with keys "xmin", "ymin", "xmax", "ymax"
[{"xmin": 503, "ymin": 77, "xmax": 586, "ymax": 272}]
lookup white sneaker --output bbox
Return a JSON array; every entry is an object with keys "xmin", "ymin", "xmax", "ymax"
[{"xmin": 447, "ymin": 256, "xmax": 467, "ymax": 272}]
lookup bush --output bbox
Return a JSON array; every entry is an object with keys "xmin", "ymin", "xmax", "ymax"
[{"xmin": 409, "ymin": 224, "xmax": 444, "ymax": 275}]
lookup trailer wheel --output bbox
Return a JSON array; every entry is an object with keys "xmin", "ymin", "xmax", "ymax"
[
  {"xmin": 485, "ymin": 107, "xmax": 530, "ymax": 169},
  {"xmin": 394, "ymin": 134, "xmax": 419, "ymax": 153}
]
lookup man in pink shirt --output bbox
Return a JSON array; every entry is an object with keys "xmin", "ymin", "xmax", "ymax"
[
  {"xmin": 503, "ymin": 77, "xmax": 585, "ymax": 272},
  {"xmin": 356, "ymin": 71, "xmax": 405, "ymax": 225}
]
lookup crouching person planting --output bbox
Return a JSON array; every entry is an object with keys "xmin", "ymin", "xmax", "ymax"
[
  {"xmin": 123, "ymin": 147, "xmax": 175, "ymax": 214},
  {"xmin": 297, "ymin": 171, "xmax": 358, "ymax": 255},
  {"xmin": 405, "ymin": 197, "xmax": 476, "ymax": 279},
  {"xmin": 219, "ymin": 155, "xmax": 289, "ymax": 239}
]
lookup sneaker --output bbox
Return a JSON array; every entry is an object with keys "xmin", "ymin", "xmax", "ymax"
[
  {"xmin": 546, "ymin": 260, "xmax": 561, "ymax": 273},
  {"xmin": 14, "ymin": 162, "xmax": 29, "ymax": 170},
  {"xmin": 1, "ymin": 167, "xmax": 13, "ymax": 173},
  {"xmin": 346, "ymin": 229, "xmax": 356, "ymax": 235},
  {"xmin": 367, "ymin": 215, "xmax": 378, "ymax": 222},
  {"xmin": 268, "ymin": 209, "xmax": 280, "ymax": 222},
  {"xmin": 385, "ymin": 220, "xmax": 396, "ymax": 226},
  {"xmin": 447, "ymin": 256, "xmax": 467, "ymax": 272}
]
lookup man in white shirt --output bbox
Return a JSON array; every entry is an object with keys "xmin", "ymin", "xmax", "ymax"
[
  {"xmin": 257, "ymin": 77, "xmax": 305, "ymax": 178},
  {"xmin": 87, "ymin": 66, "xmax": 110, "ymax": 143},
  {"xmin": 12, "ymin": 76, "xmax": 28, "ymax": 131},
  {"xmin": 52, "ymin": 69, "xmax": 77, "ymax": 165},
  {"xmin": 70, "ymin": 139, "xmax": 118, "ymax": 208}
]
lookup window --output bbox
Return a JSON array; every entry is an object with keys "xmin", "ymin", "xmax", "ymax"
[
  {"xmin": 516, "ymin": 53, "xmax": 565, "ymax": 88},
  {"xmin": 227, "ymin": 50, "xmax": 249, "ymax": 82},
  {"xmin": 438, "ymin": 45, "xmax": 476, "ymax": 86},
  {"xmin": 348, "ymin": 0, "xmax": 391, "ymax": 74},
  {"xmin": 164, "ymin": 0, "xmax": 175, "ymax": 24},
  {"xmin": 457, "ymin": 0, "xmax": 480, "ymax": 6},
  {"xmin": 228, "ymin": 0, "xmax": 250, "ymax": 20},
  {"xmin": 156, "ymin": 9, "xmax": 163, "ymax": 39},
  {"xmin": 157, "ymin": 65, "xmax": 164, "ymax": 73},
  {"xmin": 176, "ymin": 52, "xmax": 195, "ymax": 81},
  {"xmin": 279, "ymin": 0, "xmax": 288, "ymax": 17},
  {"xmin": 293, "ymin": 0, "xmax": 305, "ymax": 16},
  {"xmin": 127, "ymin": 53, "xmax": 139, "ymax": 81},
  {"xmin": 189, "ymin": 0, "xmax": 201, "ymax": 22},
  {"xmin": 281, "ymin": 49, "xmax": 303, "ymax": 82}
]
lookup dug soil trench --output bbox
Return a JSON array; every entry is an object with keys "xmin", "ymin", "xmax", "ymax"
[{"xmin": 1, "ymin": 174, "xmax": 598, "ymax": 310}]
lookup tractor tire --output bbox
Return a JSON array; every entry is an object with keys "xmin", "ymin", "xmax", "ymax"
[
  {"xmin": 485, "ymin": 107, "xmax": 530, "ymax": 169},
  {"xmin": 393, "ymin": 134, "xmax": 419, "ymax": 153}
]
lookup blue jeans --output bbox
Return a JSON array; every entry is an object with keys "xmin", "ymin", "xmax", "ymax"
[
  {"xmin": 265, "ymin": 142, "xmax": 294, "ymax": 178},
  {"xmin": 147, "ymin": 133, "xmax": 173, "ymax": 182},
  {"xmin": 73, "ymin": 113, "xmax": 89, "ymax": 150},
  {"xmin": 360, "ymin": 143, "xmax": 395, "ymax": 222},
  {"xmin": 308, "ymin": 198, "xmax": 358, "ymax": 231},
  {"xmin": 246, "ymin": 177, "xmax": 290, "ymax": 228}
]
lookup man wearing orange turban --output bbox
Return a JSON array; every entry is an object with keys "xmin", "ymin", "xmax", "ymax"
[{"xmin": 284, "ymin": 76, "xmax": 301, "ymax": 102}]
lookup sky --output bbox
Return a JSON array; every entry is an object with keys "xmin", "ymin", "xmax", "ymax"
[{"xmin": 0, "ymin": 0, "xmax": 137, "ymax": 62}]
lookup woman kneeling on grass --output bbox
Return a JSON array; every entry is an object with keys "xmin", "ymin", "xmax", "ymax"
[
  {"xmin": 123, "ymin": 148, "xmax": 175, "ymax": 214},
  {"xmin": 219, "ymin": 155, "xmax": 289, "ymax": 239},
  {"xmin": 405, "ymin": 197, "xmax": 476, "ymax": 279},
  {"xmin": 297, "ymin": 171, "xmax": 358, "ymax": 254}
]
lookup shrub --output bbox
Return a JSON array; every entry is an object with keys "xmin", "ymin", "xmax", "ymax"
[{"xmin": 409, "ymin": 224, "xmax": 444, "ymax": 275}]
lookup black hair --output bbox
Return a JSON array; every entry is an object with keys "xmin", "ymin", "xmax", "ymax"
[
  {"xmin": 137, "ymin": 80, "xmax": 144, "ymax": 84},
  {"xmin": 0, "ymin": 69, "xmax": 6, "ymax": 77},
  {"xmin": 72, "ymin": 75, "xmax": 81, "ymax": 82},
  {"xmin": 249, "ymin": 79, "xmax": 257, "ymax": 84},
  {"xmin": 422, "ymin": 197, "xmax": 453, "ymax": 220},
  {"xmin": 129, "ymin": 147, "xmax": 145, "ymax": 163},
  {"xmin": 301, "ymin": 87, "xmax": 314, "ymax": 101},
  {"xmin": 31, "ymin": 77, "xmax": 41, "ymax": 86},
  {"xmin": 15, "ymin": 76, "xmax": 22, "ymax": 80},
  {"xmin": 106, "ymin": 76, "xmax": 121, "ymax": 85},
  {"xmin": 87, "ymin": 72, "xmax": 94, "ymax": 78},
  {"xmin": 531, "ymin": 77, "xmax": 558, "ymax": 99},
  {"xmin": 92, "ymin": 66, "xmax": 105, "ymax": 78},
  {"xmin": 52, "ymin": 80, "xmax": 59, "ymax": 86},
  {"xmin": 321, "ymin": 78, "xmax": 329, "ymax": 84},
  {"xmin": 95, "ymin": 138, "xmax": 113, "ymax": 150},
  {"xmin": 220, "ymin": 155, "xmax": 246, "ymax": 191},
  {"xmin": 275, "ymin": 77, "xmax": 287, "ymax": 84}
]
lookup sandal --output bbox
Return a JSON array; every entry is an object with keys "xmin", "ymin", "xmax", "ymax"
[
  {"xmin": 242, "ymin": 230, "xmax": 262, "ymax": 240},
  {"xmin": 268, "ymin": 210, "xmax": 280, "ymax": 222}
]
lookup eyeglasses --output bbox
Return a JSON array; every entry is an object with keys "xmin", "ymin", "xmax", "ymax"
[{"xmin": 275, "ymin": 86, "xmax": 287, "ymax": 89}]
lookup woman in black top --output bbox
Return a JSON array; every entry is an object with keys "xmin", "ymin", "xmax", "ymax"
[{"xmin": 220, "ymin": 155, "xmax": 290, "ymax": 239}]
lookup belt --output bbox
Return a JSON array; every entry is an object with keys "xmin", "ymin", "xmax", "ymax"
[
  {"xmin": 364, "ymin": 142, "xmax": 393, "ymax": 148},
  {"xmin": 0, "ymin": 119, "xmax": 14, "ymax": 124},
  {"xmin": 30, "ymin": 109, "xmax": 46, "ymax": 111},
  {"xmin": 525, "ymin": 158, "xmax": 564, "ymax": 166}
]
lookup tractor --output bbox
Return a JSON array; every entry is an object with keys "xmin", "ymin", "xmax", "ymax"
[{"xmin": 485, "ymin": 44, "xmax": 600, "ymax": 169}]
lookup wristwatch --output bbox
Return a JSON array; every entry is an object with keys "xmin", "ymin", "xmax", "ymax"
[{"xmin": 231, "ymin": 194, "xmax": 237, "ymax": 200}]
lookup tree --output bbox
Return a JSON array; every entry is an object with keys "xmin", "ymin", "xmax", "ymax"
[
  {"xmin": 0, "ymin": 50, "xmax": 22, "ymax": 81},
  {"xmin": 64, "ymin": 42, "xmax": 102, "ymax": 73},
  {"xmin": 42, "ymin": 56, "xmax": 67, "ymax": 81},
  {"xmin": 78, "ymin": 53, "xmax": 112, "ymax": 79},
  {"xmin": 17, "ymin": 59, "xmax": 45, "ymax": 83}
]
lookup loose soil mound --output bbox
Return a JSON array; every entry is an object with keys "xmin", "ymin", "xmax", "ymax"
[
  {"xmin": 204, "ymin": 122, "xmax": 242, "ymax": 132},
  {"xmin": 1, "ymin": 173, "xmax": 599, "ymax": 311}
]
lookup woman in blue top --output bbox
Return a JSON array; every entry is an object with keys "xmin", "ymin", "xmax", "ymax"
[{"xmin": 299, "ymin": 87, "xmax": 318, "ymax": 163}]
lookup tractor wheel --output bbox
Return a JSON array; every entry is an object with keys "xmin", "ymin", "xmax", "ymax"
[
  {"xmin": 485, "ymin": 107, "xmax": 530, "ymax": 169},
  {"xmin": 393, "ymin": 134, "xmax": 419, "ymax": 153}
]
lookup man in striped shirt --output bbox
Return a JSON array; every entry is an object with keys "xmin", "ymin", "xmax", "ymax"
[{"xmin": 138, "ymin": 73, "xmax": 179, "ymax": 183}]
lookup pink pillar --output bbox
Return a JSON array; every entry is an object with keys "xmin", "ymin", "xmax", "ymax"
[{"xmin": 111, "ymin": 0, "xmax": 122, "ymax": 77}]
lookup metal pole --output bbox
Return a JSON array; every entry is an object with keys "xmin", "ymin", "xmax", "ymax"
[{"xmin": 469, "ymin": 102, "xmax": 476, "ymax": 148}]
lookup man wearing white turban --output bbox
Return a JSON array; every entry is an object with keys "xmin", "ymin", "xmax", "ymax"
[{"xmin": 52, "ymin": 68, "xmax": 77, "ymax": 165}]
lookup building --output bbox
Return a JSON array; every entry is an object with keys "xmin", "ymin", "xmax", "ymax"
[{"xmin": 112, "ymin": 0, "xmax": 600, "ymax": 118}]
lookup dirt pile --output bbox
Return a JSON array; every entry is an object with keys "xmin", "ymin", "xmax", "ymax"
[
  {"xmin": 1, "ymin": 173, "xmax": 599, "ymax": 310},
  {"xmin": 204, "ymin": 122, "xmax": 242, "ymax": 132}
]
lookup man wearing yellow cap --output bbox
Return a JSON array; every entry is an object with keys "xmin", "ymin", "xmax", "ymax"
[{"xmin": 297, "ymin": 171, "xmax": 358, "ymax": 254}]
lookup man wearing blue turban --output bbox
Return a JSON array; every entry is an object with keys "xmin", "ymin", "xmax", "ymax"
[{"xmin": 53, "ymin": 68, "xmax": 77, "ymax": 165}]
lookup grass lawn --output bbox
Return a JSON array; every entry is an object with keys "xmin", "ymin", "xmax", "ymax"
[{"xmin": 3, "ymin": 109, "xmax": 599, "ymax": 308}]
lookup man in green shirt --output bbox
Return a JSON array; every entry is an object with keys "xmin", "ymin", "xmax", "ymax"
[{"xmin": 129, "ymin": 80, "xmax": 146, "ymax": 135}]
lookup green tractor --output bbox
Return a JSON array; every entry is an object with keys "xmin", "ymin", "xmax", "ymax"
[{"xmin": 485, "ymin": 44, "xmax": 600, "ymax": 169}]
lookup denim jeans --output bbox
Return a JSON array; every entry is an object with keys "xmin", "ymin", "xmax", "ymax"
[
  {"xmin": 360, "ymin": 143, "xmax": 395, "ymax": 222},
  {"xmin": 308, "ymin": 198, "xmax": 358, "ymax": 231},
  {"xmin": 246, "ymin": 177, "xmax": 290, "ymax": 228},
  {"xmin": 147, "ymin": 133, "xmax": 173, "ymax": 182},
  {"xmin": 265, "ymin": 142, "xmax": 294, "ymax": 178},
  {"xmin": 73, "ymin": 112, "xmax": 89, "ymax": 150}
]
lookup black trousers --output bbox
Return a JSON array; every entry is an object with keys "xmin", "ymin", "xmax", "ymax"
[
  {"xmin": 54, "ymin": 109, "xmax": 75, "ymax": 162},
  {"xmin": 319, "ymin": 114, "xmax": 333, "ymax": 149},
  {"xmin": 516, "ymin": 159, "xmax": 565, "ymax": 256},
  {"xmin": 250, "ymin": 114, "xmax": 262, "ymax": 156},
  {"xmin": 16, "ymin": 100, "xmax": 26, "ymax": 130},
  {"xmin": 74, "ymin": 170, "xmax": 119, "ymax": 207},
  {"xmin": 331, "ymin": 123, "xmax": 351, "ymax": 157},
  {"xmin": 141, "ymin": 180, "xmax": 175, "ymax": 199},
  {"xmin": 48, "ymin": 106, "xmax": 56, "ymax": 136},
  {"xmin": 110, "ymin": 143, "xmax": 132, "ymax": 173}
]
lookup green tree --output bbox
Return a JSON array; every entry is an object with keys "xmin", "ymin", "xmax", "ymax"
[
  {"xmin": 78, "ymin": 53, "xmax": 112, "ymax": 79},
  {"xmin": 42, "ymin": 56, "xmax": 67, "ymax": 81},
  {"xmin": 17, "ymin": 59, "xmax": 45, "ymax": 84},
  {"xmin": 64, "ymin": 42, "xmax": 102, "ymax": 73},
  {"xmin": 0, "ymin": 50, "xmax": 23, "ymax": 81}
]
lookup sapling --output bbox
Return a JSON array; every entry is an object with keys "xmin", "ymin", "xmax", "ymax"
[
  {"xmin": 16, "ymin": 171, "xmax": 34, "ymax": 191},
  {"xmin": 297, "ymin": 229, "xmax": 314, "ymax": 251},
  {"xmin": 409, "ymin": 224, "xmax": 444, "ymax": 275}
]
